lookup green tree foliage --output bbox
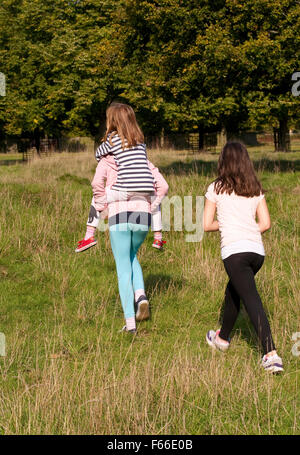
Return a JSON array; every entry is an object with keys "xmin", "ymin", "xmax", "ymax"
[
  {"xmin": 113, "ymin": 0, "xmax": 235, "ymax": 134},
  {"xmin": 0, "ymin": 0, "xmax": 120, "ymax": 141},
  {"xmin": 223, "ymin": 0, "xmax": 300, "ymax": 150},
  {"xmin": 0, "ymin": 0, "xmax": 299, "ymax": 151}
]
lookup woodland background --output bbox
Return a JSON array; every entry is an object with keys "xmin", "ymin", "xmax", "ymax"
[{"xmin": 0, "ymin": 0, "xmax": 299, "ymax": 152}]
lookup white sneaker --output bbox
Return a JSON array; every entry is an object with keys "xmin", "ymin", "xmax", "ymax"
[
  {"xmin": 261, "ymin": 353, "xmax": 284, "ymax": 373},
  {"xmin": 206, "ymin": 329, "xmax": 230, "ymax": 352}
]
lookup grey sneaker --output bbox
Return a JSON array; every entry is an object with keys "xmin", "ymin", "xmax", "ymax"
[
  {"xmin": 135, "ymin": 295, "xmax": 150, "ymax": 321},
  {"xmin": 206, "ymin": 329, "xmax": 230, "ymax": 352},
  {"xmin": 261, "ymin": 353, "xmax": 284, "ymax": 373}
]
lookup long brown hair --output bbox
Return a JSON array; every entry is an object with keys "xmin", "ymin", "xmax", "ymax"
[
  {"xmin": 103, "ymin": 103, "xmax": 144, "ymax": 149},
  {"xmin": 214, "ymin": 142, "xmax": 263, "ymax": 197}
]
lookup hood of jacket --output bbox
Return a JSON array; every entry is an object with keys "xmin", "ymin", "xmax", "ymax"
[{"xmin": 100, "ymin": 154, "xmax": 117, "ymax": 171}]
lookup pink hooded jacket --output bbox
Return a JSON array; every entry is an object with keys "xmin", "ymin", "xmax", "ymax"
[{"xmin": 91, "ymin": 155, "xmax": 169, "ymax": 218}]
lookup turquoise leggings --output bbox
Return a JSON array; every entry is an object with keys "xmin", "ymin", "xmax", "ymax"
[{"xmin": 109, "ymin": 223, "xmax": 149, "ymax": 318}]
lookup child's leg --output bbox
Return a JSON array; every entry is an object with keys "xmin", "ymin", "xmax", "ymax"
[
  {"xmin": 85, "ymin": 197, "xmax": 100, "ymax": 239},
  {"xmin": 152, "ymin": 205, "xmax": 166, "ymax": 248},
  {"xmin": 219, "ymin": 281, "xmax": 241, "ymax": 341},
  {"xmin": 130, "ymin": 225, "xmax": 150, "ymax": 321},
  {"xmin": 223, "ymin": 253, "xmax": 275, "ymax": 355},
  {"xmin": 151, "ymin": 205, "xmax": 162, "ymax": 233},
  {"xmin": 109, "ymin": 224, "xmax": 136, "ymax": 330},
  {"xmin": 130, "ymin": 225, "xmax": 149, "ymax": 299}
]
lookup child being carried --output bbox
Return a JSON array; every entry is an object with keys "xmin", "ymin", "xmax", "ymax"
[{"xmin": 75, "ymin": 103, "xmax": 167, "ymax": 252}]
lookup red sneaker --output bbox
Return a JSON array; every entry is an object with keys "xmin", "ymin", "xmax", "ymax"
[
  {"xmin": 75, "ymin": 237, "xmax": 97, "ymax": 253},
  {"xmin": 152, "ymin": 239, "xmax": 166, "ymax": 250}
]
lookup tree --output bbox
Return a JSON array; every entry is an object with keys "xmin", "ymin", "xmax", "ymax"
[
  {"xmin": 112, "ymin": 0, "xmax": 300, "ymax": 150},
  {"xmin": 112, "ymin": 0, "xmax": 238, "ymax": 136},
  {"xmin": 222, "ymin": 0, "xmax": 300, "ymax": 151},
  {"xmin": 0, "ymin": 0, "xmax": 123, "ymax": 143},
  {"xmin": 0, "ymin": 0, "xmax": 299, "ymax": 152}
]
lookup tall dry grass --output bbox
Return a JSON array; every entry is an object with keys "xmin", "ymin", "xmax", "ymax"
[{"xmin": 0, "ymin": 149, "xmax": 299, "ymax": 434}]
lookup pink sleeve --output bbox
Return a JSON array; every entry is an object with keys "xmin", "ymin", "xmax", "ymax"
[
  {"xmin": 205, "ymin": 183, "xmax": 217, "ymax": 203},
  {"xmin": 148, "ymin": 160, "xmax": 169, "ymax": 210},
  {"xmin": 91, "ymin": 161, "xmax": 108, "ymax": 212}
]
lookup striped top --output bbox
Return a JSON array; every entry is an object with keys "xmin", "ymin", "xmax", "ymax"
[{"xmin": 95, "ymin": 132, "xmax": 155, "ymax": 192}]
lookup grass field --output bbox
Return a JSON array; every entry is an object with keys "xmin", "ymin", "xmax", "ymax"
[
  {"xmin": 0, "ymin": 153, "xmax": 23, "ymax": 163},
  {"xmin": 0, "ymin": 149, "xmax": 299, "ymax": 435}
]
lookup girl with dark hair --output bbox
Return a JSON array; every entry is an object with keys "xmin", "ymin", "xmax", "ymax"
[{"xmin": 204, "ymin": 142, "xmax": 283, "ymax": 373}]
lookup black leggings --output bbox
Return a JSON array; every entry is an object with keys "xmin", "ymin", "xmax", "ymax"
[{"xmin": 219, "ymin": 252, "xmax": 275, "ymax": 355}]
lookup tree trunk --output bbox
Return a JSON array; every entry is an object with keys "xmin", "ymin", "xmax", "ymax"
[
  {"xmin": 274, "ymin": 117, "xmax": 290, "ymax": 152},
  {"xmin": 159, "ymin": 127, "xmax": 165, "ymax": 149},
  {"xmin": 198, "ymin": 124, "xmax": 204, "ymax": 151},
  {"xmin": 33, "ymin": 128, "xmax": 41, "ymax": 156},
  {"xmin": 94, "ymin": 113, "xmax": 107, "ymax": 150}
]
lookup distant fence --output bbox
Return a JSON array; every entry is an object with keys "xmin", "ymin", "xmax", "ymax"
[
  {"xmin": 1, "ymin": 131, "xmax": 299, "ymax": 161},
  {"xmin": 145, "ymin": 133, "xmax": 218, "ymax": 152},
  {"xmin": 146, "ymin": 131, "xmax": 300, "ymax": 152},
  {"xmin": 0, "ymin": 136, "xmax": 95, "ymax": 161}
]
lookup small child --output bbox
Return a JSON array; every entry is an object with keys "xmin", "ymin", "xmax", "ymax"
[
  {"xmin": 204, "ymin": 141, "xmax": 283, "ymax": 373},
  {"xmin": 76, "ymin": 103, "xmax": 166, "ymax": 253},
  {"xmin": 76, "ymin": 197, "xmax": 165, "ymax": 252}
]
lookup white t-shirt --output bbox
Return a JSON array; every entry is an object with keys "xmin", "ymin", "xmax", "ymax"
[{"xmin": 205, "ymin": 182, "xmax": 265, "ymax": 260}]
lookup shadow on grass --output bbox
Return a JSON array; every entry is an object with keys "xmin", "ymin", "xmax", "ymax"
[
  {"xmin": 161, "ymin": 160, "xmax": 217, "ymax": 177},
  {"xmin": 0, "ymin": 159, "xmax": 25, "ymax": 166},
  {"xmin": 161, "ymin": 159, "xmax": 300, "ymax": 176},
  {"xmin": 145, "ymin": 273, "xmax": 184, "ymax": 296},
  {"xmin": 57, "ymin": 173, "xmax": 90, "ymax": 185}
]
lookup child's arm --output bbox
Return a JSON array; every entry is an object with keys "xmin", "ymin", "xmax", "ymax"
[
  {"xmin": 91, "ymin": 161, "xmax": 108, "ymax": 213},
  {"xmin": 95, "ymin": 138, "xmax": 112, "ymax": 162},
  {"xmin": 256, "ymin": 198, "xmax": 271, "ymax": 233},
  {"xmin": 203, "ymin": 198, "xmax": 219, "ymax": 231},
  {"xmin": 147, "ymin": 160, "xmax": 169, "ymax": 212}
]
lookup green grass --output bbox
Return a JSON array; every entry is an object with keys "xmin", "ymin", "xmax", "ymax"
[{"xmin": 0, "ymin": 149, "xmax": 299, "ymax": 434}]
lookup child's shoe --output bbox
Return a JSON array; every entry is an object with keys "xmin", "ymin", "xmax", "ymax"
[
  {"xmin": 75, "ymin": 237, "xmax": 97, "ymax": 253},
  {"xmin": 152, "ymin": 239, "xmax": 166, "ymax": 250},
  {"xmin": 261, "ymin": 352, "xmax": 284, "ymax": 373},
  {"xmin": 206, "ymin": 329, "xmax": 230, "ymax": 352},
  {"xmin": 135, "ymin": 295, "xmax": 150, "ymax": 321},
  {"xmin": 120, "ymin": 325, "xmax": 137, "ymax": 335}
]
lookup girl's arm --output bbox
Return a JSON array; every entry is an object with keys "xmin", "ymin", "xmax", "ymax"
[
  {"xmin": 203, "ymin": 198, "xmax": 219, "ymax": 232},
  {"xmin": 147, "ymin": 160, "xmax": 169, "ymax": 211},
  {"xmin": 95, "ymin": 139, "xmax": 112, "ymax": 162},
  {"xmin": 91, "ymin": 161, "xmax": 108, "ymax": 212},
  {"xmin": 256, "ymin": 198, "xmax": 271, "ymax": 233}
]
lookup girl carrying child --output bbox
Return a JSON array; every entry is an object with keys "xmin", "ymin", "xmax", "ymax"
[
  {"xmin": 76, "ymin": 103, "xmax": 166, "ymax": 253},
  {"xmin": 79, "ymin": 103, "xmax": 168, "ymax": 333},
  {"xmin": 204, "ymin": 142, "xmax": 283, "ymax": 373}
]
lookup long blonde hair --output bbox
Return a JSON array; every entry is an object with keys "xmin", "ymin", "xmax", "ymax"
[{"xmin": 103, "ymin": 103, "xmax": 144, "ymax": 149}]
